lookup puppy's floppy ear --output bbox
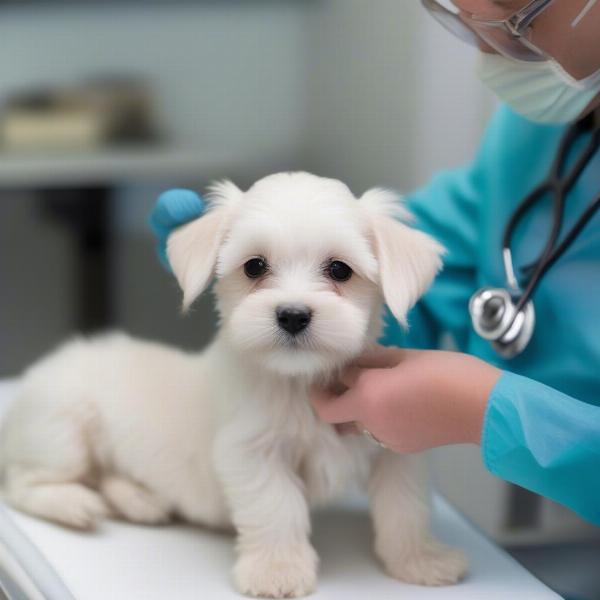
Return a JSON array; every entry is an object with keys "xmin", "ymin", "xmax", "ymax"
[
  {"xmin": 167, "ymin": 180, "xmax": 242, "ymax": 310},
  {"xmin": 360, "ymin": 188, "xmax": 445, "ymax": 327}
]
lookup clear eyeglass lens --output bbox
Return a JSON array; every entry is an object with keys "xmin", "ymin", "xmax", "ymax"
[
  {"xmin": 422, "ymin": 0, "xmax": 548, "ymax": 62},
  {"xmin": 422, "ymin": 0, "xmax": 481, "ymax": 47},
  {"xmin": 470, "ymin": 21, "xmax": 547, "ymax": 61},
  {"xmin": 430, "ymin": 0, "xmax": 459, "ymax": 13}
]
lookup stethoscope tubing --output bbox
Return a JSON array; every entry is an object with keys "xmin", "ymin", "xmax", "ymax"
[{"xmin": 504, "ymin": 116, "xmax": 600, "ymax": 316}]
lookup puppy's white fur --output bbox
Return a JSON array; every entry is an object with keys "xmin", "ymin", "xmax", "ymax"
[{"xmin": 0, "ymin": 172, "xmax": 466, "ymax": 597}]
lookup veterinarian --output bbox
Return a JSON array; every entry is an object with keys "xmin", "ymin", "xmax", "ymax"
[{"xmin": 150, "ymin": 0, "xmax": 600, "ymax": 526}]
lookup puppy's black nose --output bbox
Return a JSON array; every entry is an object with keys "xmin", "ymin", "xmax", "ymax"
[{"xmin": 276, "ymin": 305, "xmax": 312, "ymax": 336}]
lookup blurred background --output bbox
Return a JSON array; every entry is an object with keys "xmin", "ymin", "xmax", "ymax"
[{"xmin": 0, "ymin": 1, "xmax": 597, "ymax": 597}]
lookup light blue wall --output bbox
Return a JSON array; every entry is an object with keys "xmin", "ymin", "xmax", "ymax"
[
  {"xmin": 0, "ymin": 2, "xmax": 311, "ymax": 156},
  {"xmin": 0, "ymin": 1, "xmax": 315, "ymax": 236},
  {"xmin": 306, "ymin": 0, "xmax": 495, "ymax": 195}
]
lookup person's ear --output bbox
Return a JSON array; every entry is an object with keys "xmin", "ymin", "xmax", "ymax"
[
  {"xmin": 167, "ymin": 180, "xmax": 242, "ymax": 310},
  {"xmin": 360, "ymin": 188, "xmax": 445, "ymax": 326}
]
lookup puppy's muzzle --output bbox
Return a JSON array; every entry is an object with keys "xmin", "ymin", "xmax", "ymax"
[{"xmin": 276, "ymin": 305, "xmax": 312, "ymax": 336}]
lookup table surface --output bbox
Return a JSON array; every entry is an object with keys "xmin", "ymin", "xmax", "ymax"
[{"xmin": 0, "ymin": 380, "xmax": 560, "ymax": 600}]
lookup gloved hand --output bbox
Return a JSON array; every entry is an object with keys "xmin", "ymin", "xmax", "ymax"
[{"xmin": 149, "ymin": 189, "xmax": 205, "ymax": 270}]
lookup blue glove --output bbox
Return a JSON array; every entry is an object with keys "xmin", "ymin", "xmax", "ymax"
[{"xmin": 149, "ymin": 189, "xmax": 205, "ymax": 270}]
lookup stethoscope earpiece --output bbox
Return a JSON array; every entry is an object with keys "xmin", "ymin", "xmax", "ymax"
[{"xmin": 469, "ymin": 287, "xmax": 535, "ymax": 359}]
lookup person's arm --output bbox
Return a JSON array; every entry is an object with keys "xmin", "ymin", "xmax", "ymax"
[{"xmin": 311, "ymin": 346, "xmax": 600, "ymax": 526}]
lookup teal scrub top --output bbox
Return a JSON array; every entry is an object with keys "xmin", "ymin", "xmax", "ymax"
[{"xmin": 382, "ymin": 105, "xmax": 600, "ymax": 525}]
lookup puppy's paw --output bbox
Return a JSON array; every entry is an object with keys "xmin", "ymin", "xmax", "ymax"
[
  {"xmin": 233, "ymin": 544, "xmax": 318, "ymax": 598},
  {"xmin": 378, "ymin": 540, "xmax": 468, "ymax": 587},
  {"xmin": 49, "ymin": 485, "xmax": 110, "ymax": 531},
  {"xmin": 100, "ymin": 476, "xmax": 171, "ymax": 525}
]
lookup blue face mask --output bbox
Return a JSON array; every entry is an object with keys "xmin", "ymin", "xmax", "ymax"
[{"xmin": 476, "ymin": 53, "xmax": 600, "ymax": 125}]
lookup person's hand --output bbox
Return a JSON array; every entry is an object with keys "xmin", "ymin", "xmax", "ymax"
[
  {"xmin": 149, "ymin": 189, "xmax": 205, "ymax": 270},
  {"xmin": 311, "ymin": 346, "xmax": 501, "ymax": 453}
]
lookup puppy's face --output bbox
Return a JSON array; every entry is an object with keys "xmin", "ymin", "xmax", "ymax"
[
  {"xmin": 168, "ymin": 172, "xmax": 444, "ymax": 378},
  {"xmin": 213, "ymin": 176, "xmax": 381, "ymax": 377}
]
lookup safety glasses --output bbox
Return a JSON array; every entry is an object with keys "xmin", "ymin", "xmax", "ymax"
[{"xmin": 422, "ymin": 0, "xmax": 597, "ymax": 64}]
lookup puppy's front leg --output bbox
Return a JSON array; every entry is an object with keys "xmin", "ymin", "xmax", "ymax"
[
  {"xmin": 214, "ymin": 430, "xmax": 317, "ymax": 599},
  {"xmin": 369, "ymin": 452, "xmax": 468, "ymax": 586}
]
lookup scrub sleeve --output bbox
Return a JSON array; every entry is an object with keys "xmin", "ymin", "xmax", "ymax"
[{"xmin": 482, "ymin": 371, "xmax": 600, "ymax": 525}]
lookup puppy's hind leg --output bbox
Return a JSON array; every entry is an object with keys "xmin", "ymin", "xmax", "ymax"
[
  {"xmin": 369, "ymin": 452, "xmax": 468, "ymax": 586},
  {"xmin": 4, "ymin": 469, "xmax": 109, "ymax": 530},
  {"xmin": 99, "ymin": 476, "xmax": 172, "ymax": 525},
  {"xmin": 1, "ymin": 393, "xmax": 109, "ymax": 530}
]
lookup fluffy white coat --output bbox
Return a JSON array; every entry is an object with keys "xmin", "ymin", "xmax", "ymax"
[{"xmin": 0, "ymin": 172, "xmax": 467, "ymax": 598}]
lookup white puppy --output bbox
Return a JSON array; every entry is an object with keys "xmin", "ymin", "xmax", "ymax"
[{"xmin": 0, "ymin": 172, "xmax": 467, "ymax": 597}]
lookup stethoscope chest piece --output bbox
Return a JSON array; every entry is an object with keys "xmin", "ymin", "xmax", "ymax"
[{"xmin": 469, "ymin": 287, "xmax": 535, "ymax": 359}]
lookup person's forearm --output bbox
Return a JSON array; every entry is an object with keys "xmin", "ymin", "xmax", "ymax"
[
  {"xmin": 454, "ymin": 355, "xmax": 501, "ymax": 445},
  {"xmin": 394, "ymin": 352, "xmax": 500, "ymax": 449}
]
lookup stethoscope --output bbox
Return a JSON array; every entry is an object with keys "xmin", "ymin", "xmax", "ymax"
[{"xmin": 469, "ymin": 113, "xmax": 600, "ymax": 359}]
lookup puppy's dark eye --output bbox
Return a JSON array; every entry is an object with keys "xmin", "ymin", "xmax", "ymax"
[
  {"xmin": 244, "ymin": 257, "xmax": 268, "ymax": 279},
  {"xmin": 328, "ymin": 260, "xmax": 353, "ymax": 282}
]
